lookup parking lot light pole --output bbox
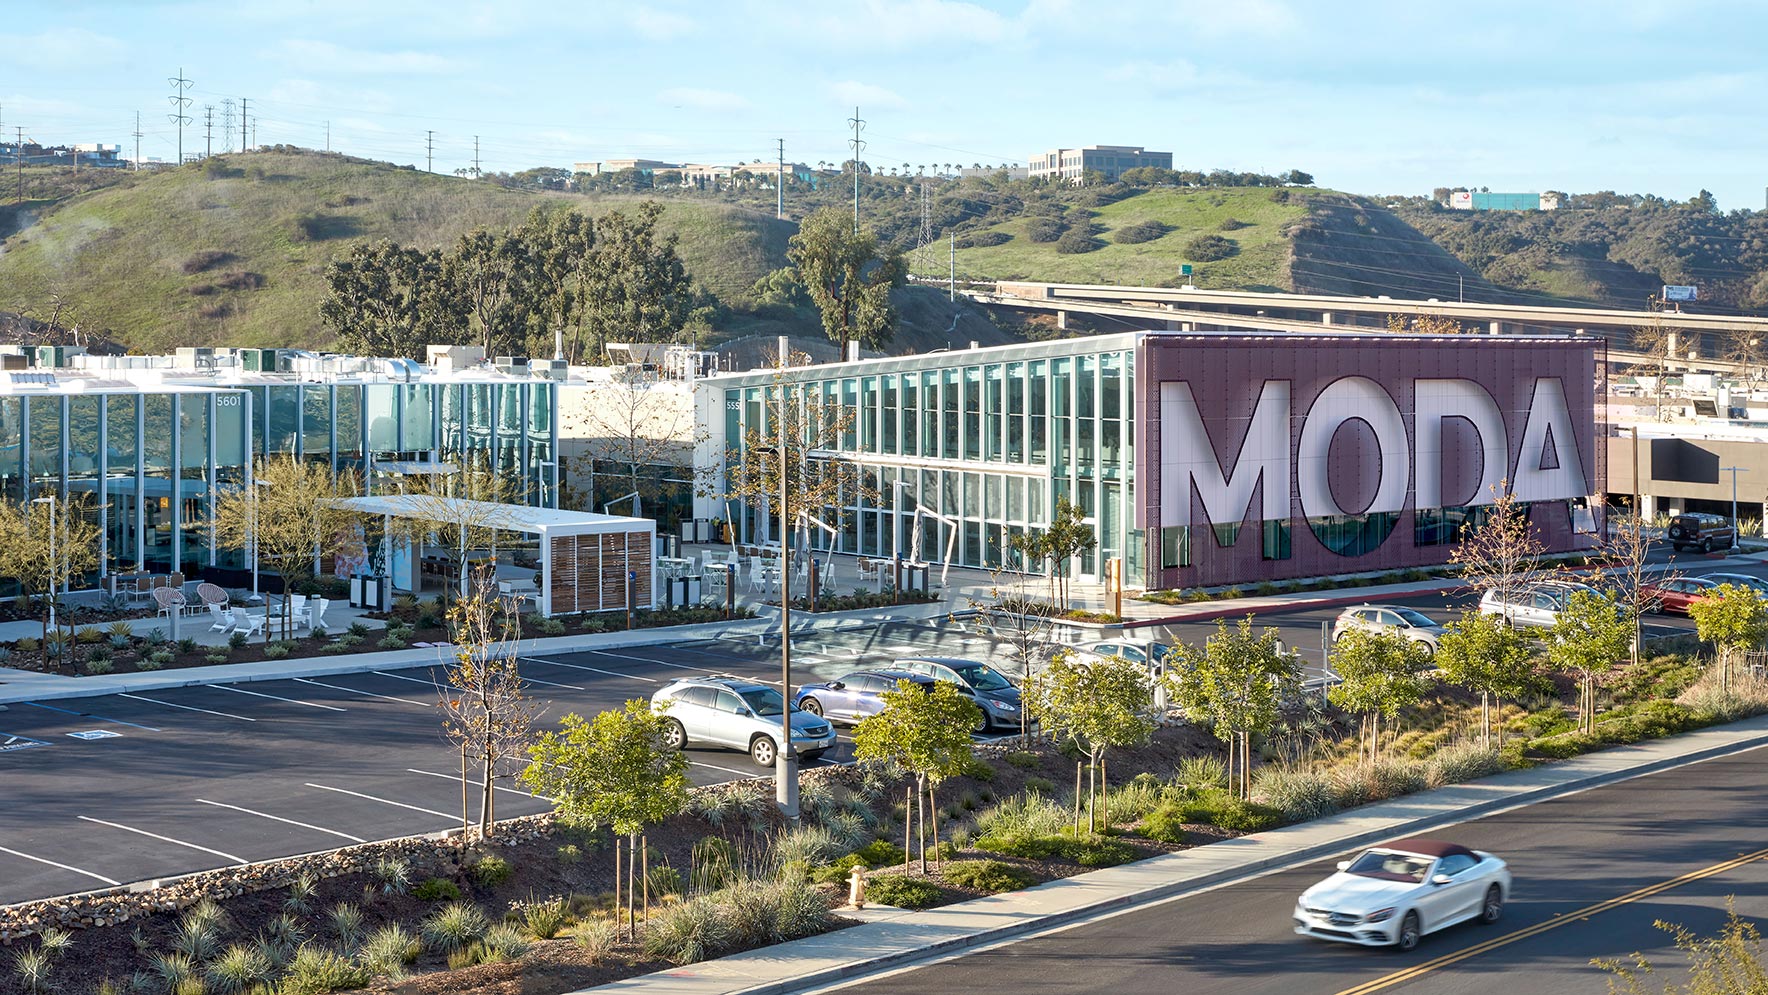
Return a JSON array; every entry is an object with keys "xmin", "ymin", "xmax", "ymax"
[{"xmin": 1721, "ymin": 466, "xmax": 1747, "ymax": 549}]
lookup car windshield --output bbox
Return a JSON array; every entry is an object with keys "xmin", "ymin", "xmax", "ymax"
[
  {"xmin": 738, "ymin": 687, "xmax": 787, "ymax": 717},
  {"xmin": 954, "ymin": 664, "xmax": 1012, "ymax": 691},
  {"xmin": 1393, "ymin": 609, "xmax": 1436, "ymax": 627},
  {"xmin": 1345, "ymin": 850, "xmax": 1432, "ymax": 883}
]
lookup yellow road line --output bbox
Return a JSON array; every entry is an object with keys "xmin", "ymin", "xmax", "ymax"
[{"xmin": 1333, "ymin": 845, "xmax": 1768, "ymax": 995}]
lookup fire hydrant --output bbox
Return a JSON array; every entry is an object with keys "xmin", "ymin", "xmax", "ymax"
[{"xmin": 847, "ymin": 865, "xmax": 868, "ymax": 909}]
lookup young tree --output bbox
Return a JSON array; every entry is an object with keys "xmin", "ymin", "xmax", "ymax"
[
  {"xmin": 1026, "ymin": 649, "xmax": 1156, "ymax": 832},
  {"xmin": 1598, "ymin": 508, "xmax": 1668, "ymax": 667},
  {"xmin": 1327, "ymin": 629, "xmax": 1433, "ymax": 761},
  {"xmin": 787, "ymin": 207, "xmax": 907, "ymax": 354},
  {"xmin": 1434, "ymin": 610, "xmax": 1539, "ymax": 748},
  {"xmin": 438, "ymin": 579, "xmax": 536, "ymax": 839},
  {"xmin": 521, "ymin": 700, "xmax": 690, "ymax": 939},
  {"xmin": 1451, "ymin": 482, "xmax": 1555, "ymax": 614},
  {"xmin": 1027, "ymin": 499, "xmax": 1096, "ymax": 612},
  {"xmin": 0, "ymin": 494, "xmax": 101, "ymax": 671},
  {"xmin": 965, "ymin": 561, "xmax": 1059, "ymax": 745},
  {"xmin": 1548, "ymin": 589, "xmax": 1633, "ymax": 735},
  {"xmin": 1173, "ymin": 617, "xmax": 1300, "ymax": 799},
  {"xmin": 210, "ymin": 457, "xmax": 359, "ymax": 642},
  {"xmin": 852, "ymin": 680, "xmax": 980, "ymax": 873},
  {"xmin": 1687, "ymin": 584, "xmax": 1768, "ymax": 693}
]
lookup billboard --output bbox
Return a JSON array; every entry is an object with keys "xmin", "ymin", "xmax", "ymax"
[
  {"xmin": 1136, "ymin": 334, "xmax": 1599, "ymax": 588},
  {"xmin": 1449, "ymin": 191, "xmax": 1473, "ymax": 210},
  {"xmin": 1662, "ymin": 285, "xmax": 1698, "ymax": 302}
]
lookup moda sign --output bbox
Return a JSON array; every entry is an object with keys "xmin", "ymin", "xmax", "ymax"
[{"xmin": 1139, "ymin": 335, "xmax": 1599, "ymax": 585}]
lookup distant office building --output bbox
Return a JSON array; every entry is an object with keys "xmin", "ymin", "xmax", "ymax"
[
  {"xmin": 960, "ymin": 165, "xmax": 1028, "ymax": 180},
  {"xmin": 571, "ymin": 158, "xmax": 680, "ymax": 177},
  {"xmin": 1, "ymin": 142, "xmax": 125, "ymax": 168},
  {"xmin": 1448, "ymin": 191, "xmax": 1559, "ymax": 211},
  {"xmin": 1027, "ymin": 146, "xmax": 1172, "ymax": 184}
]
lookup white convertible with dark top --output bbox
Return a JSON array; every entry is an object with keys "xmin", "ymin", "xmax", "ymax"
[{"xmin": 1293, "ymin": 838, "xmax": 1510, "ymax": 951}]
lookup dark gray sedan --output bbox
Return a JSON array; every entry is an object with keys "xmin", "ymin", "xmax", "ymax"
[{"xmin": 792, "ymin": 669, "xmax": 936, "ymax": 726}]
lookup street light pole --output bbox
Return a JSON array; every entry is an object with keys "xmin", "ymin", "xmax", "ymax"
[{"xmin": 1721, "ymin": 466, "xmax": 1748, "ymax": 549}]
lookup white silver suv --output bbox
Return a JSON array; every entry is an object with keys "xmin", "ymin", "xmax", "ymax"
[
  {"xmin": 1331, "ymin": 605, "xmax": 1446, "ymax": 655},
  {"xmin": 651, "ymin": 675, "xmax": 837, "ymax": 767},
  {"xmin": 1477, "ymin": 581, "xmax": 1594, "ymax": 629}
]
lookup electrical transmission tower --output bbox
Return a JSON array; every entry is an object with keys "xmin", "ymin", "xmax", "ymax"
[
  {"xmin": 915, "ymin": 182, "xmax": 934, "ymax": 274},
  {"xmin": 132, "ymin": 112, "xmax": 143, "ymax": 171},
  {"xmin": 221, "ymin": 98, "xmax": 235, "ymax": 151},
  {"xmin": 473, "ymin": 136, "xmax": 481, "ymax": 177},
  {"xmin": 847, "ymin": 107, "xmax": 865, "ymax": 233},
  {"xmin": 203, "ymin": 105, "xmax": 213, "ymax": 158},
  {"xmin": 167, "ymin": 68, "xmax": 193, "ymax": 164},
  {"xmin": 239, "ymin": 97, "xmax": 247, "ymax": 152},
  {"xmin": 776, "ymin": 138, "xmax": 785, "ymax": 219},
  {"xmin": 426, "ymin": 130, "xmax": 434, "ymax": 172}
]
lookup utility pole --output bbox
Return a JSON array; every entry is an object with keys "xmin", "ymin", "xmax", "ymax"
[
  {"xmin": 473, "ymin": 135, "xmax": 481, "ymax": 177},
  {"xmin": 167, "ymin": 68, "xmax": 193, "ymax": 164},
  {"xmin": 203, "ymin": 105, "xmax": 213, "ymax": 159},
  {"xmin": 426, "ymin": 130, "xmax": 434, "ymax": 172},
  {"xmin": 324, "ymin": 120, "xmax": 330, "ymax": 152},
  {"xmin": 239, "ymin": 97, "xmax": 247, "ymax": 152},
  {"xmin": 950, "ymin": 231, "xmax": 956, "ymax": 301},
  {"xmin": 15, "ymin": 127, "xmax": 23, "ymax": 204},
  {"xmin": 1722, "ymin": 467, "xmax": 1748, "ymax": 548},
  {"xmin": 847, "ymin": 106, "xmax": 865, "ymax": 233},
  {"xmin": 776, "ymin": 138, "xmax": 784, "ymax": 220},
  {"xmin": 132, "ymin": 113, "xmax": 142, "ymax": 171}
]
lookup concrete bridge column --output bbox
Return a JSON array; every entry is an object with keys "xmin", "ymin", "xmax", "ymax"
[
  {"xmin": 1322, "ymin": 312, "xmax": 1334, "ymax": 326},
  {"xmin": 1057, "ymin": 310, "xmax": 1068, "ymax": 331},
  {"xmin": 1488, "ymin": 320, "xmax": 1503, "ymax": 335}
]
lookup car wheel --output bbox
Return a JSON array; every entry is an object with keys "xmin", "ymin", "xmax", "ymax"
[
  {"xmin": 750, "ymin": 735, "xmax": 778, "ymax": 768},
  {"xmin": 660, "ymin": 718, "xmax": 686, "ymax": 751},
  {"xmin": 971, "ymin": 707, "xmax": 989, "ymax": 734},
  {"xmin": 1480, "ymin": 884, "xmax": 1503, "ymax": 924},
  {"xmin": 1701, "ymin": 538, "xmax": 1713, "ymax": 553},
  {"xmin": 800, "ymin": 697, "xmax": 824, "ymax": 718},
  {"xmin": 1413, "ymin": 640, "xmax": 1434, "ymax": 658},
  {"xmin": 1395, "ymin": 911, "xmax": 1421, "ymax": 952}
]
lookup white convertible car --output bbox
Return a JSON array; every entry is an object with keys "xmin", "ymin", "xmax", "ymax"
[{"xmin": 1293, "ymin": 838, "xmax": 1510, "ymax": 951}]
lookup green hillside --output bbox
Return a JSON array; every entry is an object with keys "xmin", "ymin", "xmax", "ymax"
[
  {"xmin": 0, "ymin": 149, "xmax": 794, "ymax": 352},
  {"xmin": 944, "ymin": 187, "xmax": 1311, "ymax": 290}
]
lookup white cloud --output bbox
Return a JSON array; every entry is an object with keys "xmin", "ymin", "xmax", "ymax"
[
  {"xmin": 831, "ymin": 81, "xmax": 907, "ymax": 110},
  {"xmin": 628, "ymin": 7, "xmax": 698, "ymax": 40},
  {"xmin": 0, "ymin": 28, "xmax": 126, "ymax": 70},
  {"xmin": 657, "ymin": 87, "xmax": 749, "ymax": 112},
  {"xmin": 268, "ymin": 39, "xmax": 455, "ymax": 75}
]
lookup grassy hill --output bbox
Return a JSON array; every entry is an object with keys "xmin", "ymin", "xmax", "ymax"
[{"xmin": 0, "ymin": 150, "xmax": 795, "ymax": 353}]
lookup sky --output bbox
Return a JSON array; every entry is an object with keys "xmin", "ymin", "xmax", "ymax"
[{"xmin": 5, "ymin": 0, "xmax": 1767, "ymax": 209}]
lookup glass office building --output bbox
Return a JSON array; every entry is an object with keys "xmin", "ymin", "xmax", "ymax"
[
  {"xmin": 0, "ymin": 357, "xmax": 562, "ymax": 587},
  {"xmin": 698, "ymin": 334, "xmax": 1140, "ymax": 584}
]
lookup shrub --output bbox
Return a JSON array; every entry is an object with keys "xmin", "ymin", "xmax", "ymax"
[
  {"xmin": 1112, "ymin": 221, "xmax": 1169, "ymax": 244},
  {"xmin": 1054, "ymin": 229, "xmax": 1104, "ymax": 254},
  {"xmin": 421, "ymin": 902, "xmax": 489, "ymax": 953},
  {"xmin": 1105, "ymin": 776, "xmax": 1166, "ymax": 824},
  {"xmin": 572, "ymin": 918, "xmax": 620, "ymax": 964},
  {"xmin": 279, "ymin": 946, "xmax": 367, "ymax": 995},
  {"xmin": 974, "ymin": 792, "xmax": 1070, "ymax": 841},
  {"xmin": 377, "ymin": 635, "xmax": 408, "ymax": 650},
  {"xmin": 262, "ymin": 643, "xmax": 290, "ymax": 660},
  {"xmin": 346, "ymin": 622, "xmax": 370, "ymax": 638},
  {"xmin": 1183, "ymin": 234, "xmax": 1237, "ymax": 261},
  {"xmin": 772, "ymin": 825, "xmax": 848, "ymax": 868},
  {"xmin": 1332, "ymin": 759, "xmax": 1427, "ymax": 806},
  {"xmin": 1425, "ymin": 743, "xmax": 1506, "ymax": 787},
  {"xmin": 481, "ymin": 923, "xmax": 529, "ymax": 959},
  {"xmin": 720, "ymin": 878, "xmax": 829, "ymax": 947},
  {"xmin": 645, "ymin": 864, "xmax": 683, "ymax": 898},
  {"xmin": 205, "ymin": 652, "xmax": 230, "ymax": 665},
  {"xmin": 1177, "ymin": 789, "xmax": 1285, "ymax": 832},
  {"xmin": 556, "ymin": 843, "xmax": 582, "ymax": 865},
  {"xmin": 691, "ymin": 836, "xmax": 737, "ymax": 893},
  {"xmin": 205, "ymin": 944, "xmax": 271, "ymax": 995},
  {"xmin": 1025, "ymin": 217, "xmax": 1066, "ymax": 242},
  {"xmin": 181, "ymin": 249, "xmax": 234, "ymax": 274},
  {"xmin": 176, "ymin": 637, "xmax": 198, "ymax": 654},
  {"xmin": 76, "ymin": 625, "xmax": 104, "ymax": 644},
  {"xmin": 1024, "ymin": 776, "xmax": 1056, "ymax": 795},
  {"xmin": 85, "ymin": 658, "xmax": 115, "ymax": 675},
  {"xmin": 358, "ymin": 925, "xmax": 419, "ymax": 978},
  {"xmin": 1004, "ymin": 750, "xmax": 1041, "ymax": 770},
  {"xmin": 138, "ymin": 653, "xmax": 168, "ymax": 670},
  {"xmin": 1252, "ymin": 766, "xmax": 1338, "ymax": 822},
  {"xmin": 642, "ymin": 895, "xmax": 731, "ymax": 965},
  {"xmin": 227, "ymin": 631, "xmax": 248, "ymax": 650},
  {"xmin": 469, "ymin": 855, "xmax": 513, "ymax": 887},
  {"xmin": 371, "ymin": 856, "xmax": 411, "ymax": 896},
  {"xmin": 942, "ymin": 859, "xmax": 1036, "ymax": 893},
  {"xmin": 853, "ymin": 839, "xmax": 906, "ymax": 867},
  {"xmin": 863, "ymin": 874, "xmax": 943, "ymax": 909},
  {"xmin": 1140, "ymin": 803, "xmax": 1189, "ymax": 844},
  {"xmin": 954, "ymin": 230, "xmax": 1011, "ymax": 248},
  {"xmin": 1217, "ymin": 217, "xmax": 1250, "ymax": 231},
  {"xmin": 14, "ymin": 637, "xmax": 38, "ymax": 653}
]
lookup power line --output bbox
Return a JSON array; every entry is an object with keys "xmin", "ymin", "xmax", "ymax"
[{"xmin": 167, "ymin": 68, "xmax": 193, "ymax": 164}]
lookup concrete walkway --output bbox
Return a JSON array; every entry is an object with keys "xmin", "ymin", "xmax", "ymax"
[{"xmin": 582, "ymin": 713, "xmax": 1768, "ymax": 995}]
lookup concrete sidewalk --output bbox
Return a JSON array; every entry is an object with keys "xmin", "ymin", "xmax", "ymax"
[{"xmin": 582, "ymin": 714, "xmax": 1768, "ymax": 995}]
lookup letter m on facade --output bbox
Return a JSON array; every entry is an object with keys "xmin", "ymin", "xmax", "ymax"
[{"xmin": 1159, "ymin": 381, "xmax": 1290, "ymax": 541}]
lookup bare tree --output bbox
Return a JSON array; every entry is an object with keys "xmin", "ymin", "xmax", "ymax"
[
  {"xmin": 1594, "ymin": 507, "xmax": 1674, "ymax": 668},
  {"xmin": 211, "ymin": 457, "xmax": 359, "ymax": 641},
  {"xmin": 566, "ymin": 366, "xmax": 697, "ymax": 513},
  {"xmin": 380, "ymin": 457, "xmax": 520, "ymax": 606},
  {"xmin": 1629, "ymin": 305, "xmax": 1679, "ymax": 422},
  {"xmin": 438, "ymin": 577, "xmax": 537, "ymax": 839},
  {"xmin": 1451, "ymin": 482, "xmax": 1556, "ymax": 611},
  {"xmin": 966, "ymin": 559, "xmax": 1060, "ymax": 745}
]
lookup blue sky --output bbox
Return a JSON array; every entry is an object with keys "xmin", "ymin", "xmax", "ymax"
[{"xmin": 7, "ymin": 0, "xmax": 1766, "ymax": 208}]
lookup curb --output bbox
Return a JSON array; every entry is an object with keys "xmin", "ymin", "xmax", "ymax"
[
  {"xmin": 1123, "ymin": 583, "xmax": 1462, "ymax": 629},
  {"xmin": 599, "ymin": 718, "xmax": 1768, "ymax": 995}
]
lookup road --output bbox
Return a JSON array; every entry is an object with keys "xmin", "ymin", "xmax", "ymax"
[{"xmin": 832, "ymin": 745, "xmax": 1768, "ymax": 995}]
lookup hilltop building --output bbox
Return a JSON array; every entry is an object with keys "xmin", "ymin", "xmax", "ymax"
[{"xmin": 1028, "ymin": 146, "xmax": 1172, "ymax": 184}]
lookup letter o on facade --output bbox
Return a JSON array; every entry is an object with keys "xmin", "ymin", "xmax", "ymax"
[{"xmin": 1298, "ymin": 377, "xmax": 1410, "ymax": 552}]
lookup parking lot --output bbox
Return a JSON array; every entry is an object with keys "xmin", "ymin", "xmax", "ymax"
[{"xmin": 0, "ymin": 619, "xmax": 1015, "ymax": 905}]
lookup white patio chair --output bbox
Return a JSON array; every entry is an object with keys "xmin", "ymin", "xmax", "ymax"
[
  {"xmin": 820, "ymin": 559, "xmax": 838, "ymax": 594},
  {"xmin": 288, "ymin": 593, "xmax": 309, "ymax": 624},
  {"xmin": 234, "ymin": 612, "xmax": 266, "ymax": 638},
  {"xmin": 747, "ymin": 559, "xmax": 766, "ymax": 593},
  {"xmin": 207, "ymin": 603, "xmax": 236, "ymax": 633}
]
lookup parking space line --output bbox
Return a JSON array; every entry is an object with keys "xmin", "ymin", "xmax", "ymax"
[
  {"xmin": 77, "ymin": 816, "xmax": 249, "ymax": 865},
  {"xmin": 293, "ymin": 678, "xmax": 428, "ymax": 707},
  {"xmin": 519, "ymin": 657, "xmax": 660, "ymax": 683},
  {"xmin": 515, "ymin": 673, "xmax": 584, "ymax": 691},
  {"xmin": 211, "ymin": 685, "xmax": 346, "ymax": 712},
  {"xmin": 194, "ymin": 799, "xmax": 367, "ymax": 843},
  {"xmin": 372, "ymin": 671, "xmax": 463, "ymax": 693},
  {"xmin": 23, "ymin": 702, "xmax": 161, "ymax": 732},
  {"xmin": 586, "ymin": 649, "xmax": 709, "ymax": 672},
  {"xmin": 116, "ymin": 693, "xmax": 256, "ymax": 722},
  {"xmin": 303, "ymin": 783, "xmax": 456, "ymax": 820},
  {"xmin": 0, "ymin": 845, "xmax": 122, "ymax": 886},
  {"xmin": 689, "ymin": 759, "xmax": 762, "ymax": 777},
  {"xmin": 404, "ymin": 768, "xmax": 542, "ymax": 799}
]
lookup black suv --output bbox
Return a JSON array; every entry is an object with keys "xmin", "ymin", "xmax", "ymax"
[{"xmin": 1667, "ymin": 512, "xmax": 1735, "ymax": 553}]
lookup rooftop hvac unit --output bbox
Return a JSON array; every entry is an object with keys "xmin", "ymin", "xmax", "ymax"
[
  {"xmin": 33, "ymin": 346, "xmax": 85, "ymax": 368},
  {"xmin": 531, "ymin": 359, "xmax": 568, "ymax": 381}
]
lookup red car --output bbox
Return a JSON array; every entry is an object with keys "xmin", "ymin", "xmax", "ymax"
[{"xmin": 1642, "ymin": 576, "xmax": 1720, "ymax": 614}]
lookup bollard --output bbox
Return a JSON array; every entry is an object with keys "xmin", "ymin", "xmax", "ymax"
[{"xmin": 847, "ymin": 865, "xmax": 867, "ymax": 909}]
